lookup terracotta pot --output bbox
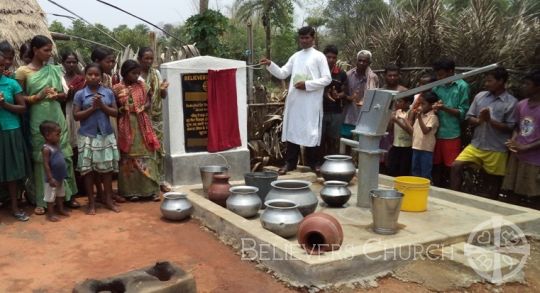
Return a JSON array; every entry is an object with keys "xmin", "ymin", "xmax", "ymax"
[
  {"xmin": 297, "ymin": 212, "xmax": 343, "ymax": 254},
  {"xmin": 208, "ymin": 174, "xmax": 231, "ymax": 207}
]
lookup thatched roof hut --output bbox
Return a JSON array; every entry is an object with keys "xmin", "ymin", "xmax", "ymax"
[{"xmin": 0, "ymin": 0, "xmax": 53, "ymax": 64}]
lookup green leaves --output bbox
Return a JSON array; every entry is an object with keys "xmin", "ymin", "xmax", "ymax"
[{"xmin": 184, "ymin": 10, "xmax": 229, "ymax": 56}]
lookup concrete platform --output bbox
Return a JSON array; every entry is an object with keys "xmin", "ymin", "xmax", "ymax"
[{"xmin": 175, "ymin": 173, "xmax": 540, "ymax": 288}]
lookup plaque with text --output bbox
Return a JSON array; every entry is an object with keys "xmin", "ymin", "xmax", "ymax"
[{"xmin": 182, "ymin": 73, "xmax": 208, "ymax": 152}]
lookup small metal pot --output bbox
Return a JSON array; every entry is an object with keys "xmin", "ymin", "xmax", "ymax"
[
  {"xmin": 160, "ymin": 192, "xmax": 194, "ymax": 221},
  {"xmin": 226, "ymin": 186, "xmax": 262, "ymax": 218},
  {"xmin": 320, "ymin": 181, "xmax": 352, "ymax": 207},
  {"xmin": 320, "ymin": 155, "xmax": 356, "ymax": 183},
  {"xmin": 260, "ymin": 199, "xmax": 303, "ymax": 238}
]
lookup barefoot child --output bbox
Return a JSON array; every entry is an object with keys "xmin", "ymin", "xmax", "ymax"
[
  {"xmin": 0, "ymin": 51, "xmax": 31, "ymax": 221},
  {"xmin": 387, "ymin": 95, "xmax": 414, "ymax": 176},
  {"xmin": 40, "ymin": 121, "xmax": 70, "ymax": 222},
  {"xmin": 503, "ymin": 70, "xmax": 540, "ymax": 198},
  {"xmin": 410, "ymin": 92, "xmax": 440, "ymax": 180},
  {"xmin": 73, "ymin": 64, "xmax": 120, "ymax": 214}
]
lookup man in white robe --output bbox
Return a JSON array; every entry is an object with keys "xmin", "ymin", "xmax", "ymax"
[{"xmin": 261, "ymin": 26, "xmax": 331, "ymax": 175}]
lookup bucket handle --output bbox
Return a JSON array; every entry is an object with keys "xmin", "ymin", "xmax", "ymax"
[{"xmin": 201, "ymin": 153, "xmax": 231, "ymax": 169}]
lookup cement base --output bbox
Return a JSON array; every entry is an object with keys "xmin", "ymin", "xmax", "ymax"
[
  {"xmin": 165, "ymin": 149, "xmax": 249, "ymax": 186},
  {"xmin": 175, "ymin": 173, "xmax": 540, "ymax": 288}
]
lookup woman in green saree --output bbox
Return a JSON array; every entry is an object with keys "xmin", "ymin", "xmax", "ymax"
[
  {"xmin": 15, "ymin": 35, "xmax": 77, "ymax": 215},
  {"xmin": 137, "ymin": 48, "xmax": 170, "ymax": 192}
]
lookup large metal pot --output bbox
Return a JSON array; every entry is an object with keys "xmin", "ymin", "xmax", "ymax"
[
  {"xmin": 320, "ymin": 155, "xmax": 356, "ymax": 183},
  {"xmin": 260, "ymin": 199, "xmax": 303, "ymax": 238},
  {"xmin": 160, "ymin": 192, "xmax": 194, "ymax": 221},
  {"xmin": 320, "ymin": 180, "xmax": 352, "ymax": 207},
  {"xmin": 265, "ymin": 180, "xmax": 318, "ymax": 216},
  {"xmin": 226, "ymin": 186, "xmax": 262, "ymax": 218}
]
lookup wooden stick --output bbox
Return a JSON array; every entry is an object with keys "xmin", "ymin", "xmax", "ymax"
[{"xmin": 47, "ymin": 0, "xmax": 126, "ymax": 48}]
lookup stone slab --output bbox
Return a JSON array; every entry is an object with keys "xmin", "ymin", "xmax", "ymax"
[
  {"xmin": 174, "ymin": 173, "xmax": 540, "ymax": 288},
  {"xmin": 165, "ymin": 149, "xmax": 249, "ymax": 186}
]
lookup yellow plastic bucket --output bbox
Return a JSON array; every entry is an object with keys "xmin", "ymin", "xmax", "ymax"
[{"xmin": 394, "ymin": 176, "xmax": 430, "ymax": 212}]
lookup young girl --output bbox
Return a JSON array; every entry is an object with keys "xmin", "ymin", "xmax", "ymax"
[
  {"xmin": 410, "ymin": 92, "xmax": 440, "ymax": 180},
  {"xmin": 114, "ymin": 60, "xmax": 160, "ymax": 201},
  {"xmin": 73, "ymin": 64, "xmax": 120, "ymax": 214},
  {"xmin": 387, "ymin": 96, "xmax": 414, "ymax": 176},
  {"xmin": 0, "ymin": 52, "xmax": 31, "ymax": 221},
  {"xmin": 40, "ymin": 121, "xmax": 70, "ymax": 222}
]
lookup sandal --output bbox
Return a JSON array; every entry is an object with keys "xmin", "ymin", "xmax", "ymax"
[
  {"xmin": 13, "ymin": 211, "xmax": 30, "ymax": 222},
  {"xmin": 34, "ymin": 207, "xmax": 46, "ymax": 215},
  {"xmin": 128, "ymin": 196, "xmax": 140, "ymax": 202}
]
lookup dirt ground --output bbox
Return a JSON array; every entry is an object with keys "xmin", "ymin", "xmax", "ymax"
[{"xmin": 0, "ymin": 197, "xmax": 539, "ymax": 293}]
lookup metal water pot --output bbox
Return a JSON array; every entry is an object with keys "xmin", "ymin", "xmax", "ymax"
[
  {"xmin": 226, "ymin": 186, "xmax": 262, "ymax": 218},
  {"xmin": 160, "ymin": 192, "xmax": 194, "ymax": 221},
  {"xmin": 320, "ymin": 155, "xmax": 356, "ymax": 183},
  {"xmin": 320, "ymin": 180, "xmax": 352, "ymax": 207},
  {"xmin": 260, "ymin": 199, "xmax": 303, "ymax": 238},
  {"xmin": 265, "ymin": 180, "xmax": 318, "ymax": 216}
]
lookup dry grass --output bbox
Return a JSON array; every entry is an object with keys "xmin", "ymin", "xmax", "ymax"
[
  {"xmin": 0, "ymin": 0, "xmax": 53, "ymax": 65},
  {"xmin": 345, "ymin": 0, "xmax": 539, "ymax": 73}
]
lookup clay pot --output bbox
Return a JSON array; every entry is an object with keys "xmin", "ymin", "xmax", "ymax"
[
  {"xmin": 160, "ymin": 192, "xmax": 194, "ymax": 221},
  {"xmin": 208, "ymin": 174, "xmax": 231, "ymax": 207},
  {"xmin": 297, "ymin": 212, "xmax": 343, "ymax": 254},
  {"xmin": 320, "ymin": 155, "xmax": 356, "ymax": 183},
  {"xmin": 226, "ymin": 186, "xmax": 262, "ymax": 218},
  {"xmin": 265, "ymin": 180, "xmax": 318, "ymax": 216}
]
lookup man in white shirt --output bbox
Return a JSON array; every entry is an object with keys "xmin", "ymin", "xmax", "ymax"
[{"xmin": 261, "ymin": 26, "xmax": 332, "ymax": 175}]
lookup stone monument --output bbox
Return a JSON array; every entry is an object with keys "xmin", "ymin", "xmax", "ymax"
[{"xmin": 161, "ymin": 56, "xmax": 250, "ymax": 186}]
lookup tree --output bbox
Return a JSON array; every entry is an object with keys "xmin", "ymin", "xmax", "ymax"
[
  {"xmin": 234, "ymin": 0, "xmax": 300, "ymax": 59},
  {"xmin": 184, "ymin": 9, "xmax": 229, "ymax": 56}
]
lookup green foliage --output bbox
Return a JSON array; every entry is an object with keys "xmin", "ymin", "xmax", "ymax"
[
  {"xmin": 48, "ymin": 19, "xmax": 151, "ymax": 63},
  {"xmin": 183, "ymin": 9, "xmax": 229, "ymax": 56}
]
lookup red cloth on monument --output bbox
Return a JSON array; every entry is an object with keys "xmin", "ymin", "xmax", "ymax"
[{"xmin": 207, "ymin": 68, "xmax": 241, "ymax": 152}]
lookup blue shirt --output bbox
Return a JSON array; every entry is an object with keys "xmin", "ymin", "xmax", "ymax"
[
  {"xmin": 0, "ymin": 75, "xmax": 23, "ymax": 130},
  {"xmin": 74, "ymin": 85, "xmax": 115, "ymax": 137},
  {"xmin": 466, "ymin": 91, "xmax": 517, "ymax": 152},
  {"xmin": 43, "ymin": 144, "xmax": 67, "ymax": 182}
]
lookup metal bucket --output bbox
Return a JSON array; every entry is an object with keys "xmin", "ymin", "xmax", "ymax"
[
  {"xmin": 199, "ymin": 154, "xmax": 230, "ymax": 194},
  {"xmin": 244, "ymin": 171, "xmax": 279, "ymax": 207},
  {"xmin": 200, "ymin": 165, "xmax": 229, "ymax": 194},
  {"xmin": 370, "ymin": 189, "xmax": 404, "ymax": 235}
]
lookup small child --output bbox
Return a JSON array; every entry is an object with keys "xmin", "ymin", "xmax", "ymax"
[
  {"xmin": 503, "ymin": 70, "xmax": 540, "ymax": 198},
  {"xmin": 40, "ymin": 121, "xmax": 70, "ymax": 222},
  {"xmin": 73, "ymin": 63, "xmax": 120, "ymax": 215},
  {"xmin": 411, "ymin": 92, "xmax": 440, "ymax": 180},
  {"xmin": 412, "ymin": 73, "xmax": 436, "ymax": 111},
  {"xmin": 387, "ymin": 95, "xmax": 414, "ymax": 176}
]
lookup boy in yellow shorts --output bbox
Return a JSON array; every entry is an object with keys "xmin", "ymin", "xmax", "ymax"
[{"xmin": 450, "ymin": 67, "xmax": 517, "ymax": 196}]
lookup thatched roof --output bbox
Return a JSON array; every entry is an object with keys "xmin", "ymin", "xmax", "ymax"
[{"xmin": 0, "ymin": 0, "xmax": 53, "ymax": 64}]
